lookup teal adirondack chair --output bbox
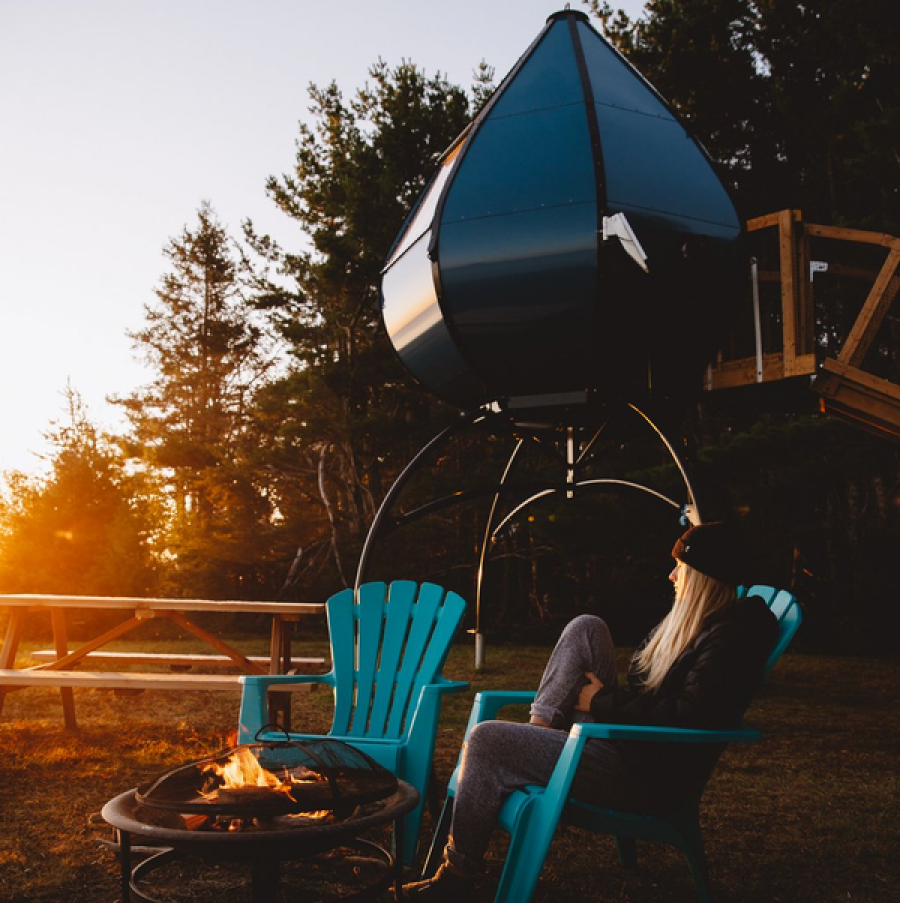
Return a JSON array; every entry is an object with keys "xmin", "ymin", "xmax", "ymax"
[
  {"xmin": 424, "ymin": 585, "xmax": 801, "ymax": 903},
  {"xmin": 238, "ymin": 580, "xmax": 468, "ymax": 866}
]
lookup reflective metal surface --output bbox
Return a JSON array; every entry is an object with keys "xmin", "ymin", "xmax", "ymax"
[{"xmin": 381, "ymin": 9, "xmax": 744, "ymax": 416}]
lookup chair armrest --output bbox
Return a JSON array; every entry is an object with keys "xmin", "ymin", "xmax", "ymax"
[
  {"xmin": 239, "ymin": 673, "xmax": 336, "ymax": 689},
  {"xmin": 427, "ymin": 679, "xmax": 470, "ymax": 695},
  {"xmin": 238, "ymin": 672, "xmax": 336, "ymax": 743},
  {"xmin": 571, "ymin": 721, "xmax": 762, "ymax": 744},
  {"xmin": 530, "ymin": 721, "xmax": 761, "ymax": 820},
  {"xmin": 406, "ymin": 680, "xmax": 470, "ymax": 738},
  {"xmin": 405, "ymin": 680, "xmax": 469, "ymax": 740},
  {"xmin": 465, "ymin": 690, "xmax": 536, "ymax": 736},
  {"xmin": 531, "ymin": 720, "xmax": 758, "ymax": 831}
]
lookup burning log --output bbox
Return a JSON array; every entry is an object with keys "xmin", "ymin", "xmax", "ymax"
[{"xmin": 134, "ymin": 737, "xmax": 398, "ymax": 828}]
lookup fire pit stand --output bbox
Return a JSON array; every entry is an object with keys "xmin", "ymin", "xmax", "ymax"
[{"xmin": 102, "ymin": 782, "xmax": 419, "ymax": 903}]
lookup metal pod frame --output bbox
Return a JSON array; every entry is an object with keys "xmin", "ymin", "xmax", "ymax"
[
  {"xmin": 380, "ymin": 8, "xmax": 744, "ymax": 415},
  {"xmin": 354, "ymin": 403, "xmax": 702, "ymax": 667}
]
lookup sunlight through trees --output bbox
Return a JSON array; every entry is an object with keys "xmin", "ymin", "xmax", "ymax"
[
  {"xmin": 0, "ymin": 2, "xmax": 897, "ymax": 649},
  {"xmin": 0, "ymin": 388, "xmax": 160, "ymax": 596}
]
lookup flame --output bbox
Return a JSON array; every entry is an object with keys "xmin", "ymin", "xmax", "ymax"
[
  {"xmin": 199, "ymin": 747, "xmax": 322, "ymax": 803},
  {"xmin": 206, "ymin": 747, "xmax": 284, "ymax": 791}
]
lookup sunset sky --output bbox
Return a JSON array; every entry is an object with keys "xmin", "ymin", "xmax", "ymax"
[{"xmin": 0, "ymin": 0, "xmax": 644, "ymax": 474}]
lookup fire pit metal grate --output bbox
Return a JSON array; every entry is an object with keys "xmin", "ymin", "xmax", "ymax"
[
  {"xmin": 135, "ymin": 734, "xmax": 399, "ymax": 821},
  {"xmin": 102, "ymin": 737, "xmax": 418, "ymax": 903}
]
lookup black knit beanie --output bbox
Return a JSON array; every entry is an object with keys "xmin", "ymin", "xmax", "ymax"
[{"xmin": 671, "ymin": 521, "xmax": 743, "ymax": 586}]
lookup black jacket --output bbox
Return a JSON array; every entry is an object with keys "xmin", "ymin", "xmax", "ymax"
[{"xmin": 589, "ymin": 594, "xmax": 778, "ymax": 801}]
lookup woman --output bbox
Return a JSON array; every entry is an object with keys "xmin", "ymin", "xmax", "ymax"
[{"xmin": 403, "ymin": 522, "xmax": 778, "ymax": 900}]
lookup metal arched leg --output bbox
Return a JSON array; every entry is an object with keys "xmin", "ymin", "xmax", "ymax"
[
  {"xmin": 627, "ymin": 403, "xmax": 703, "ymax": 522},
  {"xmin": 473, "ymin": 438, "xmax": 526, "ymax": 669},
  {"xmin": 354, "ymin": 401, "xmax": 707, "ymax": 672},
  {"xmin": 355, "ymin": 412, "xmax": 482, "ymax": 590}
]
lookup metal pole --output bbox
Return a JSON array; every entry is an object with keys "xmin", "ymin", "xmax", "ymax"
[
  {"xmin": 118, "ymin": 830, "xmax": 131, "ymax": 903},
  {"xmin": 473, "ymin": 437, "xmax": 526, "ymax": 671},
  {"xmin": 474, "ymin": 631, "xmax": 486, "ymax": 671},
  {"xmin": 627, "ymin": 404, "xmax": 702, "ymax": 522},
  {"xmin": 751, "ymin": 256, "xmax": 764, "ymax": 383},
  {"xmin": 355, "ymin": 412, "xmax": 481, "ymax": 591}
]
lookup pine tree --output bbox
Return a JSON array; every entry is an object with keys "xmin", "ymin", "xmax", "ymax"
[
  {"xmin": 0, "ymin": 387, "xmax": 160, "ymax": 596},
  {"xmin": 589, "ymin": 0, "xmax": 899, "ymax": 229},
  {"xmin": 116, "ymin": 202, "xmax": 274, "ymax": 597},
  {"xmin": 244, "ymin": 61, "xmax": 478, "ymax": 589}
]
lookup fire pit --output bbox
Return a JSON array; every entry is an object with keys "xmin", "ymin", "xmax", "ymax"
[{"xmin": 101, "ymin": 736, "xmax": 419, "ymax": 903}]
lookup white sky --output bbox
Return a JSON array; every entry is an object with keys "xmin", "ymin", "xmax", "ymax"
[{"xmin": 0, "ymin": 0, "xmax": 645, "ymax": 475}]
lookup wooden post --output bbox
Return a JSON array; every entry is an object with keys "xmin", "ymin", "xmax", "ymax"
[
  {"xmin": 0, "ymin": 612, "xmax": 23, "ymax": 668},
  {"xmin": 50, "ymin": 609, "xmax": 77, "ymax": 729},
  {"xmin": 797, "ymin": 218, "xmax": 814, "ymax": 356},
  {"xmin": 0, "ymin": 611, "xmax": 25, "ymax": 716},
  {"xmin": 837, "ymin": 247, "xmax": 900, "ymax": 368},
  {"xmin": 268, "ymin": 615, "xmax": 294, "ymax": 731},
  {"xmin": 778, "ymin": 209, "xmax": 800, "ymax": 375}
]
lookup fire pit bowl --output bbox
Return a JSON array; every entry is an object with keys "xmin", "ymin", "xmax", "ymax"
[
  {"xmin": 102, "ymin": 738, "xmax": 418, "ymax": 902},
  {"xmin": 102, "ymin": 781, "xmax": 419, "ymax": 903},
  {"xmin": 103, "ymin": 782, "xmax": 418, "ymax": 860}
]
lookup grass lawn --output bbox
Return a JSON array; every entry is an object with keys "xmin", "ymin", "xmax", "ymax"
[{"xmin": 0, "ymin": 638, "xmax": 897, "ymax": 903}]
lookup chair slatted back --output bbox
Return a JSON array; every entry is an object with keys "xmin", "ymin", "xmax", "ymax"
[
  {"xmin": 327, "ymin": 581, "xmax": 465, "ymax": 740},
  {"xmin": 743, "ymin": 584, "xmax": 802, "ymax": 679}
]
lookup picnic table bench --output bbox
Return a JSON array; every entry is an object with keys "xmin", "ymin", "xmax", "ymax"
[
  {"xmin": 0, "ymin": 594, "xmax": 326, "ymax": 728},
  {"xmin": 28, "ymin": 650, "xmax": 323, "ymax": 670}
]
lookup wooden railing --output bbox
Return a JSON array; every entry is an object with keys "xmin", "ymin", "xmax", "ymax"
[{"xmin": 705, "ymin": 210, "xmax": 900, "ymax": 440}]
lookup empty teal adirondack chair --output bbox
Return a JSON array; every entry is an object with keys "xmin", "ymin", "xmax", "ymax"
[
  {"xmin": 238, "ymin": 580, "xmax": 468, "ymax": 866},
  {"xmin": 424, "ymin": 585, "xmax": 801, "ymax": 903}
]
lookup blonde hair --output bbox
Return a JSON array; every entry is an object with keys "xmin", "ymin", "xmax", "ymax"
[{"xmin": 634, "ymin": 561, "xmax": 736, "ymax": 691}]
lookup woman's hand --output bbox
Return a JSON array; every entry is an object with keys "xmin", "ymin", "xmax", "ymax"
[{"xmin": 574, "ymin": 671, "xmax": 604, "ymax": 712}]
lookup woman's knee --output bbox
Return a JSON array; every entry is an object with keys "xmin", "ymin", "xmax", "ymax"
[
  {"xmin": 458, "ymin": 722, "xmax": 512, "ymax": 786},
  {"xmin": 465, "ymin": 720, "xmax": 540, "ymax": 768},
  {"xmin": 563, "ymin": 613, "xmax": 611, "ymax": 642},
  {"xmin": 467, "ymin": 719, "xmax": 513, "ymax": 754}
]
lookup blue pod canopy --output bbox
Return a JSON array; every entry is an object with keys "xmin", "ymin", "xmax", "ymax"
[{"xmin": 381, "ymin": 9, "xmax": 744, "ymax": 418}]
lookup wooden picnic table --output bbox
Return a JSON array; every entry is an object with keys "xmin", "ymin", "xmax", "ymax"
[{"xmin": 0, "ymin": 594, "xmax": 326, "ymax": 728}]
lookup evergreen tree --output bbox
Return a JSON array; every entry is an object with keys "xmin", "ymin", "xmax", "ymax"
[
  {"xmin": 245, "ymin": 61, "xmax": 478, "ymax": 590},
  {"xmin": 589, "ymin": 0, "xmax": 899, "ymax": 229},
  {"xmin": 116, "ymin": 202, "xmax": 275, "ymax": 597},
  {"xmin": 753, "ymin": 0, "xmax": 900, "ymax": 229},
  {"xmin": 0, "ymin": 388, "xmax": 160, "ymax": 596},
  {"xmin": 585, "ymin": 1, "xmax": 900, "ymax": 651},
  {"xmin": 591, "ymin": 0, "xmax": 769, "ymax": 190}
]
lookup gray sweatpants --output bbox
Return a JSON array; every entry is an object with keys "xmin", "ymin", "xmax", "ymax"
[{"xmin": 446, "ymin": 615, "xmax": 655, "ymax": 869}]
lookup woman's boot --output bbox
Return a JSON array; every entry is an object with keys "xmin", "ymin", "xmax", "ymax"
[{"xmin": 401, "ymin": 858, "xmax": 477, "ymax": 901}]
